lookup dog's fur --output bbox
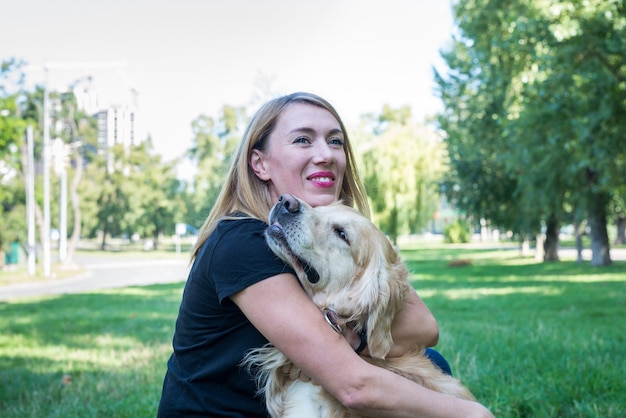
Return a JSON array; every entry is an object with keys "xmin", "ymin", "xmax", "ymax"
[{"xmin": 243, "ymin": 194, "xmax": 475, "ymax": 417}]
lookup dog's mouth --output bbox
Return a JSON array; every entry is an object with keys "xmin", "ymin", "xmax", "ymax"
[{"xmin": 266, "ymin": 221, "xmax": 320, "ymax": 284}]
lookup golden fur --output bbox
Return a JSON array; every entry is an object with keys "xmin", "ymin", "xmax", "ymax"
[{"xmin": 243, "ymin": 195, "xmax": 475, "ymax": 417}]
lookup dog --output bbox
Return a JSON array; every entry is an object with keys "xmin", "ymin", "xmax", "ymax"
[{"xmin": 243, "ymin": 194, "xmax": 475, "ymax": 417}]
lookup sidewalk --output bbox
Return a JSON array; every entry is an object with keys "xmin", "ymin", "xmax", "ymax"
[{"xmin": 0, "ymin": 254, "xmax": 190, "ymax": 301}]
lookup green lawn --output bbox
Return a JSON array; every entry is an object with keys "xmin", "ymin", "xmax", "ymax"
[{"xmin": 0, "ymin": 244, "xmax": 624, "ymax": 417}]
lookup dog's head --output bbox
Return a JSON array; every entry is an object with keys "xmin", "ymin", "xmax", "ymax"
[{"xmin": 265, "ymin": 194, "xmax": 410, "ymax": 358}]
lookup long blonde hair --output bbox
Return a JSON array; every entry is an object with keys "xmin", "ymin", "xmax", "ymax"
[{"xmin": 191, "ymin": 92, "xmax": 370, "ymax": 260}]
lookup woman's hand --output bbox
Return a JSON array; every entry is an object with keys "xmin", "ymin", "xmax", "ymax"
[{"xmin": 351, "ymin": 289, "xmax": 439, "ymax": 358}]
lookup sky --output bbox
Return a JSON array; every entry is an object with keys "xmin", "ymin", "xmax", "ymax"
[{"xmin": 2, "ymin": 0, "xmax": 455, "ymax": 163}]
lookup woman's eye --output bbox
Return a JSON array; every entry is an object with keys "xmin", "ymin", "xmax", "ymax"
[
  {"xmin": 293, "ymin": 136, "xmax": 310, "ymax": 144},
  {"xmin": 328, "ymin": 137, "xmax": 344, "ymax": 146},
  {"xmin": 334, "ymin": 227, "xmax": 350, "ymax": 245}
]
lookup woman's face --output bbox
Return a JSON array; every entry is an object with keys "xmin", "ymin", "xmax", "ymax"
[{"xmin": 250, "ymin": 103, "xmax": 347, "ymax": 207}]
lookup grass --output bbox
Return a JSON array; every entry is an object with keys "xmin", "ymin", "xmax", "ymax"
[
  {"xmin": 0, "ymin": 243, "xmax": 624, "ymax": 417},
  {"xmin": 403, "ymin": 243, "xmax": 626, "ymax": 417},
  {"xmin": 0, "ymin": 285, "xmax": 183, "ymax": 418}
]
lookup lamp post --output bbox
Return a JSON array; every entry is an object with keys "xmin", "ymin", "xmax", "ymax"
[
  {"xmin": 53, "ymin": 138, "xmax": 68, "ymax": 262},
  {"xmin": 26, "ymin": 126, "xmax": 37, "ymax": 275},
  {"xmin": 42, "ymin": 68, "xmax": 51, "ymax": 277}
]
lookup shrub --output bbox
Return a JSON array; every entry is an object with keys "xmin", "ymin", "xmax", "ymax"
[{"xmin": 443, "ymin": 219, "xmax": 471, "ymax": 243}]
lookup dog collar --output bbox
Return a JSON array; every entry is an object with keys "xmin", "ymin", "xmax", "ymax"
[
  {"xmin": 322, "ymin": 308, "xmax": 343, "ymax": 334},
  {"xmin": 354, "ymin": 328, "xmax": 368, "ymax": 354},
  {"xmin": 322, "ymin": 308, "xmax": 368, "ymax": 354}
]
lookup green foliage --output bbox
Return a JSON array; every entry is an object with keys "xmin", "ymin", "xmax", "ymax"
[
  {"xmin": 0, "ymin": 96, "xmax": 26, "ymax": 154},
  {"xmin": 356, "ymin": 108, "xmax": 445, "ymax": 244},
  {"xmin": 436, "ymin": 0, "xmax": 625, "ymax": 264},
  {"xmin": 0, "ymin": 63, "xmax": 28, "ymax": 250},
  {"xmin": 443, "ymin": 219, "xmax": 472, "ymax": 243},
  {"xmin": 185, "ymin": 105, "xmax": 246, "ymax": 227}
]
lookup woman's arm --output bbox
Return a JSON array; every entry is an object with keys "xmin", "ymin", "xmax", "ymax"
[
  {"xmin": 388, "ymin": 288, "xmax": 440, "ymax": 355},
  {"xmin": 232, "ymin": 274, "xmax": 492, "ymax": 418},
  {"xmin": 344, "ymin": 288, "xmax": 439, "ymax": 358}
]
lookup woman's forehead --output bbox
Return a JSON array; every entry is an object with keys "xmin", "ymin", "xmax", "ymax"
[{"xmin": 276, "ymin": 103, "xmax": 340, "ymax": 129}]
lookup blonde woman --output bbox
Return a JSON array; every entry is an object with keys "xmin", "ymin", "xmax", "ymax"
[{"xmin": 157, "ymin": 92, "xmax": 492, "ymax": 418}]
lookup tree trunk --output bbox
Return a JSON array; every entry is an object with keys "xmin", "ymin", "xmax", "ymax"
[
  {"xmin": 588, "ymin": 192, "xmax": 612, "ymax": 267},
  {"xmin": 543, "ymin": 213, "xmax": 560, "ymax": 261},
  {"xmin": 63, "ymin": 106, "xmax": 83, "ymax": 266},
  {"xmin": 152, "ymin": 230, "xmax": 159, "ymax": 251},
  {"xmin": 101, "ymin": 222, "xmax": 108, "ymax": 251},
  {"xmin": 521, "ymin": 236, "xmax": 530, "ymax": 257},
  {"xmin": 390, "ymin": 202, "xmax": 399, "ymax": 246},
  {"xmin": 616, "ymin": 216, "xmax": 626, "ymax": 245},
  {"xmin": 574, "ymin": 218, "xmax": 585, "ymax": 264},
  {"xmin": 64, "ymin": 150, "xmax": 83, "ymax": 267},
  {"xmin": 535, "ymin": 233, "xmax": 544, "ymax": 262}
]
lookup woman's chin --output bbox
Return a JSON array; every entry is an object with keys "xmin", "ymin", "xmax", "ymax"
[{"xmin": 304, "ymin": 194, "xmax": 339, "ymax": 208}]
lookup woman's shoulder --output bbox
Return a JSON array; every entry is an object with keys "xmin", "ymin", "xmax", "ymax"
[
  {"xmin": 215, "ymin": 215, "xmax": 268, "ymax": 238},
  {"xmin": 198, "ymin": 215, "xmax": 270, "ymax": 259},
  {"xmin": 194, "ymin": 214, "xmax": 292, "ymax": 286}
]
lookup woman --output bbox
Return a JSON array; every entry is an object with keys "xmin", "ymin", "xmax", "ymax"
[{"xmin": 157, "ymin": 92, "xmax": 493, "ymax": 417}]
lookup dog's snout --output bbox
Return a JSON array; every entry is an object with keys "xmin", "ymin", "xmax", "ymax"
[{"xmin": 278, "ymin": 194, "xmax": 300, "ymax": 214}]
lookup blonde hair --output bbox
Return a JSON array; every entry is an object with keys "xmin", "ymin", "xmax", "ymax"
[{"xmin": 191, "ymin": 92, "xmax": 370, "ymax": 259}]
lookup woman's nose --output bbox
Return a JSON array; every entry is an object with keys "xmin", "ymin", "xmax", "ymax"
[{"xmin": 313, "ymin": 141, "xmax": 335, "ymax": 164}]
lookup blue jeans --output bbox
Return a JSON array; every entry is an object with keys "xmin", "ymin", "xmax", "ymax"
[{"xmin": 424, "ymin": 348, "xmax": 453, "ymax": 376}]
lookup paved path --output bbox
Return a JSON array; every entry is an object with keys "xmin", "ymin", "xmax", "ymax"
[
  {"xmin": 558, "ymin": 248, "xmax": 626, "ymax": 261},
  {"xmin": 0, "ymin": 254, "xmax": 190, "ymax": 301},
  {"xmin": 0, "ymin": 248, "xmax": 623, "ymax": 302}
]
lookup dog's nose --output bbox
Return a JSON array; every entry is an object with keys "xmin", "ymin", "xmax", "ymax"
[{"xmin": 278, "ymin": 194, "xmax": 300, "ymax": 214}]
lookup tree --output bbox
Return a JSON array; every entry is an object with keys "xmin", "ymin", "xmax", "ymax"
[
  {"xmin": 436, "ymin": 0, "xmax": 625, "ymax": 266},
  {"xmin": 357, "ymin": 107, "xmax": 445, "ymax": 244},
  {"xmin": 0, "ymin": 59, "xmax": 34, "ymax": 262},
  {"xmin": 613, "ymin": 192, "xmax": 626, "ymax": 245},
  {"xmin": 0, "ymin": 97, "xmax": 27, "ymax": 254},
  {"xmin": 124, "ymin": 138, "xmax": 183, "ymax": 249},
  {"xmin": 186, "ymin": 105, "xmax": 246, "ymax": 226}
]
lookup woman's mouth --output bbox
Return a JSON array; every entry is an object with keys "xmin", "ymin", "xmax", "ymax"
[{"xmin": 308, "ymin": 172, "xmax": 335, "ymax": 188}]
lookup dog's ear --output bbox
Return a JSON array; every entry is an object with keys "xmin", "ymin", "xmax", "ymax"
[{"xmin": 354, "ymin": 231, "xmax": 410, "ymax": 359}]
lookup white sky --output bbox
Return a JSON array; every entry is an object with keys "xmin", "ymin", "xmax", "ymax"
[{"xmin": 2, "ymin": 0, "xmax": 455, "ymax": 161}]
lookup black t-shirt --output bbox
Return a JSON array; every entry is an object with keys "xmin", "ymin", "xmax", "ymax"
[{"xmin": 157, "ymin": 217, "xmax": 294, "ymax": 417}]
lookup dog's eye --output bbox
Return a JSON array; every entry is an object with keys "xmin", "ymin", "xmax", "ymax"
[{"xmin": 334, "ymin": 227, "xmax": 350, "ymax": 245}]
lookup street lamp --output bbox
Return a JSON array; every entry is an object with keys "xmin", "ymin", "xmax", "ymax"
[
  {"xmin": 26, "ymin": 126, "xmax": 36, "ymax": 275},
  {"xmin": 42, "ymin": 66, "xmax": 51, "ymax": 277}
]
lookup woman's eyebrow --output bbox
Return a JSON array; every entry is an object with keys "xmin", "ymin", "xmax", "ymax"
[{"xmin": 289, "ymin": 127, "xmax": 344, "ymax": 136}]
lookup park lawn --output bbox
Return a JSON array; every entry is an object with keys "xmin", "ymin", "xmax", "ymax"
[
  {"xmin": 0, "ymin": 244, "xmax": 624, "ymax": 417},
  {"xmin": 403, "ymin": 244, "xmax": 626, "ymax": 417}
]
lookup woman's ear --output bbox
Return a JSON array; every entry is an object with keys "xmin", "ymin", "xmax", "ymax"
[{"xmin": 249, "ymin": 149, "xmax": 271, "ymax": 181}]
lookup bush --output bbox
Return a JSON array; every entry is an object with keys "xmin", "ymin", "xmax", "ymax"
[{"xmin": 443, "ymin": 219, "xmax": 472, "ymax": 243}]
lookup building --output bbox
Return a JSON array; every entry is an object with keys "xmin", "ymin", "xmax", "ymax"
[
  {"xmin": 96, "ymin": 105, "xmax": 138, "ymax": 149},
  {"xmin": 70, "ymin": 71, "xmax": 139, "ymax": 174},
  {"xmin": 71, "ymin": 71, "xmax": 140, "ymax": 150}
]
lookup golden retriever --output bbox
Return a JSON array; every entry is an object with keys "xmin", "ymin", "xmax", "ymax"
[{"xmin": 244, "ymin": 194, "xmax": 475, "ymax": 417}]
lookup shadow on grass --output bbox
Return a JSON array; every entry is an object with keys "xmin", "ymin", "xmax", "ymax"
[
  {"xmin": 0, "ymin": 283, "xmax": 184, "ymax": 417},
  {"xmin": 0, "ymin": 283, "xmax": 183, "ymax": 348}
]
